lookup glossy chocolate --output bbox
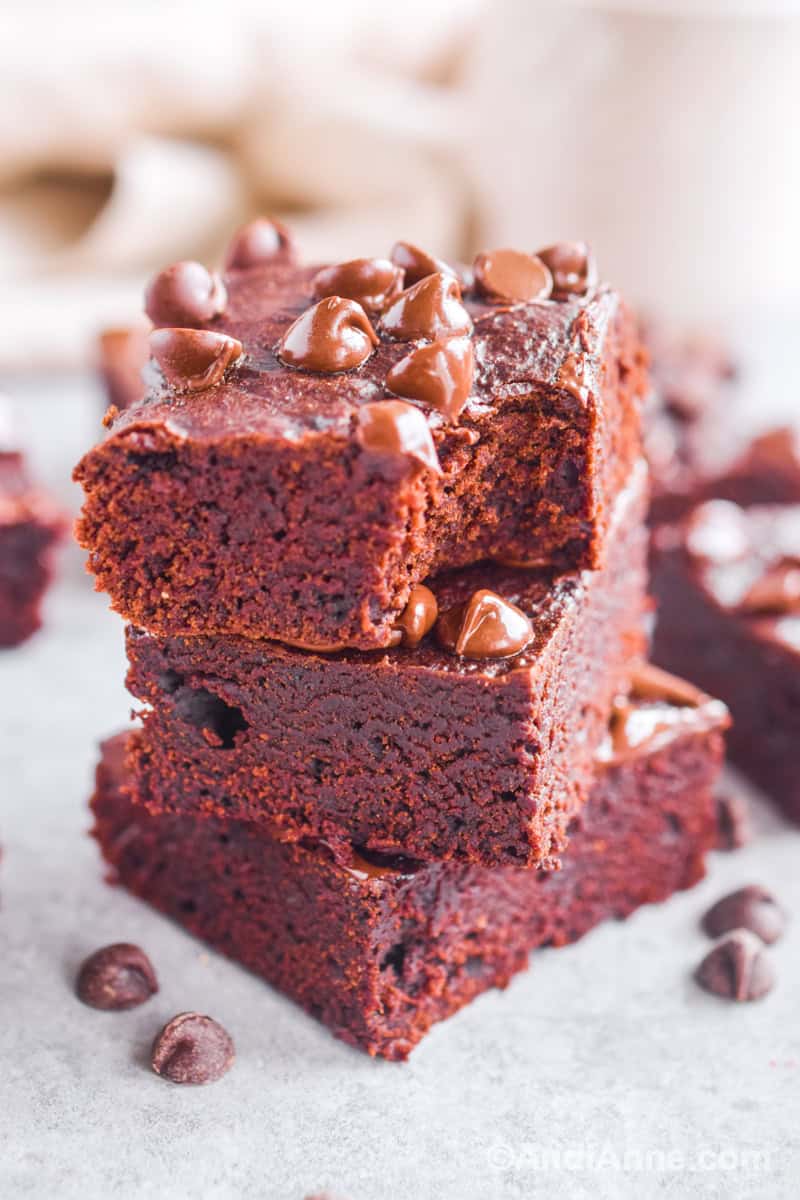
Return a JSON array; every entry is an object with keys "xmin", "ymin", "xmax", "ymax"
[
  {"xmin": 356, "ymin": 400, "xmax": 441, "ymax": 475},
  {"xmin": 149, "ymin": 329, "xmax": 243, "ymax": 392},
  {"xmin": 392, "ymin": 583, "xmax": 438, "ymax": 647},
  {"xmin": 224, "ymin": 217, "xmax": 296, "ymax": 270},
  {"xmin": 436, "ymin": 588, "xmax": 534, "ymax": 659},
  {"xmin": 380, "ymin": 273, "xmax": 472, "ymax": 341},
  {"xmin": 473, "ymin": 249, "xmax": 552, "ymax": 303},
  {"xmin": 278, "ymin": 297, "xmax": 378, "ymax": 373},
  {"xmin": 537, "ymin": 242, "xmax": 597, "ymax": 298},
  {"xmin": 385, "ymin": 336, "xmax": 474, "ymax": 420},
  {"xmin": 390, "ymin": 241, "xmax": 457, "ymax": 286},
  {"xmin": 311, "ymin": 258, "xmax": 404, "ymax": 313},
  {"xmin": 598, "ymin": 663, "xmax": 729, "ymax": 764},
  {"xmin": 144, "ymin": 261, "xmax": 227, "ymax": 328},
  {"xmin": 739, "ymin": 562, "xmax": 800, "ymax": 614}
]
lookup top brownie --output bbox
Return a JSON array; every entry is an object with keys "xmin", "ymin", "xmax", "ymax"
[{"xmin": 75, "ymin": 225, "xmax": 646, "ymax": 648}]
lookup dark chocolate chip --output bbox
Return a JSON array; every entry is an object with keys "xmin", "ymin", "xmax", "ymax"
[
  {"xmin": 357, "ymin": 400, "xmax": 441, "ymax": 476},
  {"xmin": 389, "ymin": 241, "xmax": 457, "ymax": 287},
  {"xmin": 392, "ymin": 584, "xmax": 438, "ymax": 647},
  {"xmin": 151, "ymin": 1012, "xmax": 235, "ymax": 1085},
  {"xmin": 702, "ymin": 886, "xmax": 786, "ymax": 945},
  {"xmin": 149, "ymin": 328, "xmax": 243, "ymax": 391},
  {"xmin": 76, "ymin": 943, "xmax": 158, "ymax": 1011},
  {"xmin": 716, "ymin": 792, "xmax": 752, "ymax": 851},
  {"xmin": 695, "ymin": 930, "xmax": 775, "ymax": 1001},
  {"xmin": 380, "ymin": 272, "xmax": 472, "ymax": 341},
  {"xmin": 436, "ymin": 589, "xmax": 534, "ymax": 659},
  {"xmin": 278, "ymin": 297, "xmax": 378, "ymax": 372},
  {"xmin": 144, "ymin": 261, "xmax": 227, "ymax": 327},
  {"xmin": 311, "ymin": 258, "xmax": 404, "ymax": 313},
  {"xmin": 536, "ymin": 241, "xmax": 597, "ymax": 298},
  {"xmin": 386, "ymin": 336, "xmax": 474, "ymax": 421},
  {"xmin": 473, "ymin": 248, "xmax": 553, "ymax": 303},
  {"xmin": 224, "ymin": 217, "xmax": 296, "ymax": 269}
]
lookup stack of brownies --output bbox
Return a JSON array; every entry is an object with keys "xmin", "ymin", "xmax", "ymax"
[{"xmin": 76, "ymin": 223, "xmax": 730, "ymax": 1059}]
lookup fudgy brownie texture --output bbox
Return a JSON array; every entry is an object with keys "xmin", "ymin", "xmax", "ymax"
[
  {"xmin": 652, "ymin": 498, "xmax": 800, "ymax": 823},
  {"xmin": 0, "ymin": 452, "xmax": 64, "ymax": 647},
  {"xmin": 92, "ymin": 670, "xmax": 727, "ymax": 1060},
  {"xmin": 124, "ymin": 459, "xmax": 648, "ymax": 869},
  {"xmin": 75, "ymin": 245, "xmax": 646, "ymax": 649}
]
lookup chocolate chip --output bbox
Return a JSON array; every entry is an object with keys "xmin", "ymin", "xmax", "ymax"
[
  {"xmin": 436, "ymin": 589, "xmax": 534, "ymax": 659},
  {"xmin": 695, "ymin": 930, "xmax": 775, "ymax": 1002},
  {"xmin": 311, "ymin": 258, "xmax": 404, "ymax": 313},
  {"xmin": 390, "ymin": 241, "xmax": 457, "ymax": 287},
  {"xmin": 149, "ymin": 328, "xmax": 243, "ymax": 391},
  {"xmin": 224, "ymin": 217, "xmax": 296, "ymax": 269},
  {"xmin": 702, "ymin": 886, "xmax": 786, "ymax": 945},
  {"xmin": 739, "ymin": 562, "xmax": 800, "ymax": 614},
  {"xmin": 151, "ymin": 1012, "xmax": 235, "ymax": 1085},
  {"xmin": 144, "ymin": 261, "xmax": 227, "ymax": 327},
  {"xmin": 536, "ymin": 241, "xmax": 597, "ymax": 298},
  {"xmin": 380, "ymin": 273, "xmax": 472, "ymax": 342},
  {"xmin": 76, "ymin": 943, "xmax": 158, "ymax": 1011},
  {"xmin": 473, "ymin": 248, "xmax": 553, "ymax": 303},
  {"xmin": 278, "ymin": 297, "xmax": 378, "ymax": 372},
  {"xmin": 386, "ymin": 336, "xmax": 474, "ymax": 421},
  {"xmin": 716, "ymin": 791, "xmax": 752, "ymax": 851},
  {"xmin": 393, "ymin": 584, "xmax": 438, "ymax": 647},
  {"xmin": 357, "ymin": 400, "xmax": 441, "ymax": 476}
]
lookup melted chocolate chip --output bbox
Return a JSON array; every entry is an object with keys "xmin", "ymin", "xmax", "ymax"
[
  {"xmin": 702, "ymin": 886, "xmax": 786, "ymax": 945},
  {"xmin": 436, "ymin": 589, "xmax": 533, "ymax": 659},
  {"xmin": 390, "ymin": 241, "xmax": 457, "ymax": 286},
  {"xmin": 380, "ymin": 273, "xmax": 472, "ymax": 341},
  {"xmin": 278, "ymin": 297, "xmax": 378, "ymax": 373},
  {"xmin": 695, "ymin": 931, "xmax": 775, "ymax": 1002},
  {"xmin": 356, "ymin": 400, "xmax": 441, "ymax": 476},
  {"xmin": 149, "ymin": 328, "xmax": 243, "ymax": 391},
  {"xmin": 393, "ymin": 584, "xmax": 438, "ymax": 647},
  {"xmin": 144, "ymin": 261, "xmax": 227, "ymax": 328},
  {"xmin": 151, "ymin": 1012, "xmax": 235, "ymax": 1085},
  {"xmin": 76, "ymin": 943, "xmax": 158, "ymax": 1011},
  {"xmin": 311, "ymin": 258, "xmax": 404, "ymax": 313},
  {"xmin": 629, "ymin": 662, "xmax": 707, "ymax": 708},
  {"xmin": 537, "ymin": 242, "xmax": 597, "ymax": 298},
  {"xmin": 386, "ymin": 336, "xmax": 474, "ymax": 421},
  {"xmin": 739, "ymin": 561, "xmax": 800, "ymax": 614},
  {"xmin": 473, "ymin": 248, "xmax": 553, "ymax": 303},
  {"xmin": 224, "ymin": 217, "xmax": 296, "ymax": 269}
]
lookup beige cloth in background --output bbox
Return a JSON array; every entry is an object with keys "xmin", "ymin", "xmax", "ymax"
[{"xmin": 0, "ymin": 0, "xmax": 482, "ymax": 369}]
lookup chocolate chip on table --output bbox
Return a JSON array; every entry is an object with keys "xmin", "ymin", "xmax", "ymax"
[
  {"xmin": 386, "ymin": 336, "xmax": 474, "ymax": 421},
  {"xmin": 436, "ymin": 589, "xmax": 534, "ymax": 660},
  {"xmin": 695, "ymin": 930, "xmax": 775, "ymax": 1002},
  {"xmin": 278, "ymin": 297, "xmax": 378, "ymax": 372},
  {"xmin": 357, "ymin": 400, "xmax": 442, "ymax": 476},
  {"xmin": 224, "ymin": 216, "xmax": 296, "ymax": 269},
  {"xmin": 311, "ymin": 257, "xmax": 405, "ymax": 313},
  {"xmin": 151, "ymin": 1012, "xmax": 235, "ymax": 1085},
  {"xmin": 536, "ymin": 242, "xmax": 597, "ymax": 298},
  {"xmin": 380, "ymin": 272, "xmax": 472, "ymax": 341},
  {"xmin": 715, "ymin": 791, "xmax": 752, "ymax": 851},
  {"xmin": 144, "ymin": 261, "xmax": 227, "ymax": 327},
  {"xmin": 149, "ymin": 329, "xmax": 243, "ymax": 392},
  {"xmin": 473, "ymin": 248, "xmax": 553, "ymax": 303},
  {"xmin": 76, "ymin": 943, "xmax": 158, "ymax": 1011},
  {"xmin": 702, "ymin": 886, "xmax": 786, "ymax": 945}
]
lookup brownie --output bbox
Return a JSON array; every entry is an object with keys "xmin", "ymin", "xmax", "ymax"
[
  {"xmin": 75, "ymin": 238, "xmax": 646, "ymax": 649},
  {"xmin": 652, "ymin": 498, "xmax": 800, "ymax": 822},
  {"xmin": 92, "ymin": 668, "xmax": 727, "ymax": 1060},
  {"xmin": 0, "ymin": 450, "xmax": 64, "ymax": 648},
  {"xmin": 124, "ymin": 458, "xmax": 648, "ymax": 869},
  {"xmin": 97, "ymin": 326, "xmax": 149, "ymax": 414}
]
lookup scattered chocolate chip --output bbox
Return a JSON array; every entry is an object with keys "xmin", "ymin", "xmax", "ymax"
[
  {"xmin": 536, "ymin": 242, "xmax": 597, "ymax": 298},
  {"xmin": 311, "ymin": 258, "xmax": 404, "ymax": 313},
  {"xmin": 151, "ymin": 1012, "xmax": 235, "ymax": 1085},
  {"xmin": 390, "ymin": 241, "xmax": 457, "ymax": 287},
  {"xmin": 436, "ymin": 589, "xmax": 533, "ymax": 659},
  {"xmin": 393, "ymin": 584, "xmax": 438, "ymax": 647},
  {"xmin": 149, "ymin": 328, "xmax": 243, "ymax": 391},
  {"xmin": 278, "ymin": 297, "xmax": 378, "ymax": 373},
  {"xmin": 695, "ymin": 930, "xmax": 775, "ymax": 1002},
  {"xmin": 357, "ymin": 400, "xmax": 441, "ymax": 476},
  {"xmin": 716, "ymin": 791, "xmax": 752, "ymax": 851},
  {"xmin": 76, "ymin": 943, "xmax": 158, "ymax": 1011},
  {"xmin": 144, "ymin": 261, "xmax": 227, "ymax": 328},
  {"xmin": 224, "ymin": 217, "xmax": 296, "ymax": 269},
  {"xmin": 386, "ymin": 336, "xmax": 474, "ymax": 421},
  {"xmin": 473, "ymin": 248, "xmax": 553, "ymax": 303},
  {"xmin": 380, "ymin": 272, "xmax": 472, "ymax": 341},
  {"xmin": 739, "ymin": 562, "xmax": 800, "ymax": 614},
  {"xmin": 702, "ymin": 886, "xmax": 786, "ymax": 945}
]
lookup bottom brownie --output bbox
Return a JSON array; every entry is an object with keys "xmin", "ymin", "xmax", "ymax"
[
  {"xmin": 92, "ymin": 667, "xmax": 727, "ymax": 1060},
  {"xmin": 0, "ymin": 451, "xmax": 64, "ymax": 648}
]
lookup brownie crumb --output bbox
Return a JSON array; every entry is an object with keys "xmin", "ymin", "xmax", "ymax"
[
  {"xmin": 151, "ymin": 1012, "xmax": 234, "ymax": 1085},
  {"xmin": 702, "ymin": 886, "xmax": 786, "ymax": 945},
  {"xmin": 695, "ymin": 930, "xmax": 775, "ymax": 1002},
  {"xmin": 76, "ymin": 943, "xmax": 158, "ymax": 1011}
]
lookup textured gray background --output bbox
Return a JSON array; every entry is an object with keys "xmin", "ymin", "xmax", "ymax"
[{"xmin": 1, "ymin": 375, "xmax": 799, "ymax": 1200}]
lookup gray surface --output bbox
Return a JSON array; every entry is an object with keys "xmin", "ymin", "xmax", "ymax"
[{"xmin": 1, "ymin": 377, "xmax": 799, "ymax": 1200}]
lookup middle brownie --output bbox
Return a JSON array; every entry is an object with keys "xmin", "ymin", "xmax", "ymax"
[{"xmin": 126, "ymin": 459, "xmax": 648, "ymax": 869}]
